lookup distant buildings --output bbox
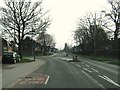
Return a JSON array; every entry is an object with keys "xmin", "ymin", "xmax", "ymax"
[
  {"xmin": 2, "ymin": 37, "xmax": 59, "ymax": 56},
  {"xmin": 21, "ymin": 37, "xmax": 58, "ymax": 55}
]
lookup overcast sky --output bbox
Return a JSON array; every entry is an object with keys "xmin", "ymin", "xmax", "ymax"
[
  {"xmin": 0, "ymin": 0, "xmax": 109, "ymax": 49},
  {"xmin": 42, "ymin": 0, "xmax": 110, "ymax": 49}
]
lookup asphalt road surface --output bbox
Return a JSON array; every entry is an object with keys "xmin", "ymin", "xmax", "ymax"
[{"xmin": 2, "ymin": 52, "xmax": 120, "ymax": 89}]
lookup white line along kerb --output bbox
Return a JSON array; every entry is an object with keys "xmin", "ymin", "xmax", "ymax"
[
  {"xmin": 45, "ymin": 76, "xmax": 50, "ymax": 84},
  {"xmin": 98, "ymin": 75, "xmax": 120, "ymax": 87}
]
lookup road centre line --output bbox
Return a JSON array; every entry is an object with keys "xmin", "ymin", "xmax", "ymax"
[
  {"xmin": 83, "ymin": 68, "xmax": 92, "ymax": 73},
  {"xmin": 45, "ymin": 76, "xmax": 50, "ymax": 84},
  {"xmin": 81, "ymin": 70, "xmax": 106, "ymax": 89},
  {"xmin": 91, "ymin": 68, "xmax": 99, "ymax": 72},
  {"xmin": 98, "ymin": 75, "xmax": 120, "ymax": 87},
  {"xmin": 76, "ymin": 64, "xmax": 81, "ymax": 68}
]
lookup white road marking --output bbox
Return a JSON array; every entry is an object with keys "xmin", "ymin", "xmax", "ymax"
[
  {"xmin": 82, "ymin": 62, "xmax": 84, "ymax": 64},
  {"xmin": 76, "ymin": 64, "xmax": 81, "ymax": 68},
  {"xmin": 49, "ymin": 53, "xmax": 57, "ymax": 57},
  {"xmin": 61, "ymin": 58, "xmax": 73, "ymax": 61},
  {"xmin": 83, "ymin": 68, "xmax": 92, "ymax": 73},
  {"xmin": 98, "ymin": 75, "xmax": 120, "ymax": 87},
  {"xmin": 81, "ymin": 70, "xmax": 105, "ymax": 88},
  {"xmin": 45, "ymin": 76, "xmax": 50, "ymax": 84},
  {"xmin": 91, "ymin": 68, "xmax": 99, "ymax": 72},
  {"xmin": 86, "ymin": 64, "xmax": 90, "ymax": 67}
]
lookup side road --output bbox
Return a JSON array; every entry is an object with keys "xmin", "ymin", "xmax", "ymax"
[{"xmin": 2, "ymin": 58, "xmax": 46, "ymax": 88}]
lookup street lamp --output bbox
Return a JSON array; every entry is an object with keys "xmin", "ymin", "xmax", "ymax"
[
  {"xmin": 29, "ymin": 28, "xmax": 35, "ymax": 61},
  {"xmin": 32, "ymin": 27, "xmax": 35, "ymax": 61}
]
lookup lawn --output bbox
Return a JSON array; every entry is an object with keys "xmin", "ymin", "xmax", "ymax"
[{"xmin": 20, "ymin": 58, "xmax": 34, "ymax": 63}]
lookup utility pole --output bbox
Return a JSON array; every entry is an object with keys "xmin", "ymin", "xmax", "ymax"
[
  {"xmin": 43, "ymin": 29, "xmax": 46, "ymax": 55},
  {"xmin": 32, "ymin": 26, "xmax": 35, "ymax": 61},
  {"xmin": 32, "ymin": 12, "xmax": 35, "ymax": 61},
  {"xmin": 93, "ymin": 14, "xmax": 97, "ymax": 56}
]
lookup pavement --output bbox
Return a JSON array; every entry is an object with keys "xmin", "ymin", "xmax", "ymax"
[{"xmin": 2, "ymin": 57, "xmax": 46, "ymax": 88}]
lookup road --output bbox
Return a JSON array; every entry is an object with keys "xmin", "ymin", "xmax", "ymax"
[
  {"xmin": 2, "ymin": 52, "xmax": 120, "ymax": 89},
  {"xmin": 0, "ymin": 58, "xmax": 2, "ymax": 90}
]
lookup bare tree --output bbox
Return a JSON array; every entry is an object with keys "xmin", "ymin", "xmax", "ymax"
[
  {"xmin": 74, "ymin": 13, "xmax": 108, "ymax": 55},
  {"xmin": 36, "ymin": 32, "xmax": 56, "ymax": 53},
  {"xmin": 102, "ymin": 0, "xmax": 120, "ymax": 48},
  {"xmin": 0, "ymin": 0, "xmax": 50, "ymax": 58},
  {"xmin": 45, "ymin": 34, "xmax": 56, "ymax": 48}
]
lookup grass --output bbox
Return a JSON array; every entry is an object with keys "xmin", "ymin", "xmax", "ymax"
[
  {"xmin": 78, "ymin": 54, "xmax": 120, "ymax": 66},
  {"xmin": 20, "ymin": 58, "xmax": 34, "ymax": 63}
]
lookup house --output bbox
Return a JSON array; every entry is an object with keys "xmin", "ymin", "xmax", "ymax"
[{"xmin": 21, "ymin": 37, "xmax": 43, "ymax": 55}]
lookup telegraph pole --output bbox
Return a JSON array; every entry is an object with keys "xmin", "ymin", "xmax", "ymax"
[
  {"xmin": 43, "ymin": 29, "xmax": 46, "ymax": 55},
  {"xmin": 32, "ymin": 12, "xmax": 35, "ymax": 61},
  {"xmin": 93, "ymin": 14, "xmax": 97, "ymax": 56}
]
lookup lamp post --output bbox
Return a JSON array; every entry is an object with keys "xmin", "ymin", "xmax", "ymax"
[
  {"xmin": 31, "ymin": 11, "xmax": 36, "ymax": 61},
  {"xmin": 93, "ymin": 14, "xmax": 97, "ymax": 56},
  {"xmin": 31, "ymin": 27, "xmax": 35, "ymax": 61}
]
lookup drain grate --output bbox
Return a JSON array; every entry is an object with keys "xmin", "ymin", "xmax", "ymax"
[{"xmin": 18, "ymin": 74, "xmax": 49, "ymax": 85}]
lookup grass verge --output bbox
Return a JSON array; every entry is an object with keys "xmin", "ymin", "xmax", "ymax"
[
  {"xmin": 78, "ymin": 54, "xmax": 120, "ymax": 66},
  {"xmin": 20, "ymin": 58, "xmax": 34, "ymax": 63}
]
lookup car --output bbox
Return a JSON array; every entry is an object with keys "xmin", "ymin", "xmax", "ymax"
[{"xmin": 2, "ymin": 51, "xmax": 21, "ymax": 64}]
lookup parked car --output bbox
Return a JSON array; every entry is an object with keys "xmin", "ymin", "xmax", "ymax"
[{"xmin": 2, "ymin": 51, "xmax": 21, "ymax": 64}]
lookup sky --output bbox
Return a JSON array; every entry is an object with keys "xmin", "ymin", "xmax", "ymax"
[
  {"xmin": 42, "ymin": 0, "xmax": 109, "ymax": 49},
  {"xmin": 0, "ymin": 0, "xmax": 109, "ymax": 49}
]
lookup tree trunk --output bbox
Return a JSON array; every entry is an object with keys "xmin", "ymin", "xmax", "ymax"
[
  {"xmin": 18, "ymin": 29, "xmax": 22, "ymax": 59},
  {"xmin": 18, "ymin": 42, "xmax": 22, "ymax": 59}
]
